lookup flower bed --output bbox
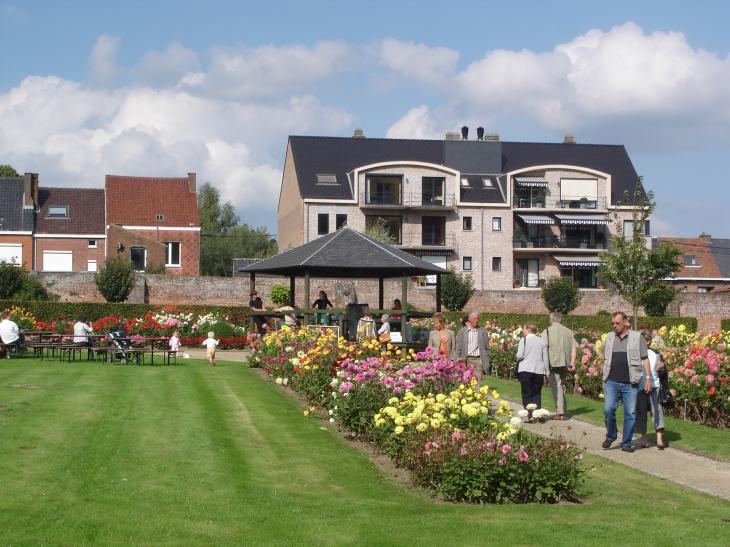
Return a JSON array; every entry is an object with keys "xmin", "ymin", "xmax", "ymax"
[{"xmin": 248, "ymin": 326, "xmax": 586, "ymax": 504}]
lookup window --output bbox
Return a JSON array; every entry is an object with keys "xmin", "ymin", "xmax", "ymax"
[
  {"xmin": 460, "ymin": 177, "xmax": 470, "ymax": 188},
  {"xmin": 422, "ymin": 177, "xmax": 445, "ymax": 206},
  {"xmin": 335, "ymin": 214, "xmax": 347, "ymax": 230},
  {"xmin": 155, "ymin": 213, "xmax": 165, "ymax": 222},
  {"xmin": 316, "ymin": 174, "xmax": 338, "ymax": 185},
  {"xmin": 515, "ymin": 258, "xmax": 539, "ymax": 288},
  {"xmin": 130, "ymin": 247, "xmax": 146, "ymax": 271},
  {"xmin": 42, "ymin": 251, "xmax": 72, "ymax": 272},
  {"xmin": 165, "ymin": 242, "xmax": 181, "ymax": 267},
  {"xmin": 463, "ymin": 216, "xmax": 473, "ymax": 231},
  {"xmin": 88, "ymin": 240, "xmax": 97, "ymax": 249},
  {"xmin": 624, "ymin": 220, "xmax": 649, "ymax": 240},
  {"xmin": 698, "ymin": 286, "xmax": 712, "ymax": 293},
  {"xmin": 366, "ymin": 175, "xmax": 402, "ymax": 205},
  {"xmin": 492, "ymin": 257, "xmax": 502, "ymax": 271},
  {"xmin": 684, "ymin": 255, "xmax": 698, "ymax": 266},
  {"xmin": 47, "ymin": 206, "xmax": 68, "ymax": 218},
  {"xmin": 492, "ymin": 217, "xmax": 502, "ymax": 231},
  {"xmin": 422, "ymin": 216, "xmax": 446, "ymax": 246},
  {"xmin": 0, "ymin": 244, "xmax": 23, "ymax": 265},
  {"xmin": 87, "ymin": 260, "xmax": 97, "ymax": 272},
  {"xmin": 317, "ymin": 214, "xmax": 329, "ymax": 235},
  {"xmin": 463, "ymin": 256, "xmax": 472, "ymax": 271},
  {"xmin": 482, "ymin": 176, "xmax": 493, "ymax": 188},
  {"xmin": 365, "ymin": 215, "xmax": 402, "ymax": 244}
]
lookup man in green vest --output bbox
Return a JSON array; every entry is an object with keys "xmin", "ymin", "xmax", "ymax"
[{"xmin": 541, "ymin": 311, "xmax": 577, "ymax": 420}]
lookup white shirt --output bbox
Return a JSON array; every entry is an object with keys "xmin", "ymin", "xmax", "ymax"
[
  {"xmin": 378, "ymin": 322, "xmax": 390, "ymax": 336},
  {"xmin": 169, "ymin": 336, "xmax": 181, "ymax": 351},
  {"xmin": 467, "ymin": 327, "xmax": 480, "ymax": 357},
  {"xmin": 646, "ymin": 348, "xmax": 661, "ymax": 386},
  {"xmin": 73, "ymin": 321, "xmax": 93, "ymax": 343},
  {"xmin": 0, "ymin": 319, "xmax": 20, "ymax": 344},
  {"xmin": 202, "ymin": 338, "xmax": 219, "ymax": 349}
]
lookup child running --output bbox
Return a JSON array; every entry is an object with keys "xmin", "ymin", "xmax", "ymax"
[{"xmin": 202, "ymin": 331, "xmax": 220, "ymax": 366}]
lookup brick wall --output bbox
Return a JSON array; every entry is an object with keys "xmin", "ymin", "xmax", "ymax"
[
  {"xmin": 129, "ymin": 229, "xmax": 199, "ymax": 276},
  {"xmin": 29, "ymin": 273, "xmax": 730, "ymax": 333},
  {"xmin": 106, "ymin": 225, "xmax": 166, "ymax": 270},
  {"xmin": 34, "ymin": 237, "xmax": 106, "ymax": 272},
  {"xmin": 0, "ymin": 234, "xmax": 32, "ymax": 271}
]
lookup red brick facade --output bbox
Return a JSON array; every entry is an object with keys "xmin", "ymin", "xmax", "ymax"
[
  {"xmin": 0, "ymin": 234, "xmax": 33, "ymax": 271},
  {"xmin": 123, "ymin": 228, "xmax": 200, "ymax": 276},
  {"xmin": 34, "ymin": 237, "xmax": 106, "ymax": 272}
]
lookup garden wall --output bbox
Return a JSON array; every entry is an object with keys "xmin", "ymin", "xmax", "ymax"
[{"xmin": 31, "ymin": 272, "xmax": 727, "ymax": 332}]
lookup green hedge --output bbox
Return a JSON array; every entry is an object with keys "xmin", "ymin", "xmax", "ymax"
[
  {"xmin": 722, "ymin": 319, "xmax": 730, "ymax": 332},
  {"xmin": 0, "ymin": 300, "xmax": 251, "ymax": 322},
  {"xmin": 442, "ymin": 311, "xmax": 697, "ymax": 332}
]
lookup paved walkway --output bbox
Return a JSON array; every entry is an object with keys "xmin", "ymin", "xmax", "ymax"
[{"xmin": 509, "ymin": 400, "xmax": 730, "ymax": 501}]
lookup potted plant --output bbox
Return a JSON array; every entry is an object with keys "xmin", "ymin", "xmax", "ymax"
[{"xmin": 534, "ymin": 195, "xmax": 546, "ymax": 208}]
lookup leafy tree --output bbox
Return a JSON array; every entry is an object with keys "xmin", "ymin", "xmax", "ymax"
[
  {"xmin": 0, "ymin": 261, "xmax": 26, "ymax": 298},
  {"xmin": 269, "ymin": 284, "xmax": 291, "ymax": 306},
  {"xmin": 95, "ymin": 259, "xmax": 136, "ymax": 302},
  {"xmin": 640, "ymin": 285, "xmax": 676, "ymax": 317},
  {"xmin": 441, "ymin": 268, "xmax": 475, "ymax": 311},
  {"xmin": 0, "ymin": 164, "xmax": 19, "ymax": 177},
  {"xmin": 198, "ymin": 183, "xmax": 277, "ymax": 276},
  {"xmin": 364, "ymin": 217, "xmax": 397, "ymax": 245},
  {"xmin": 541, "ymin": 276, "xmax": 582, "ymax": 315},
  {"xmin": 600, "ymin": 180, "xmax": 682, "ymax": 328}
]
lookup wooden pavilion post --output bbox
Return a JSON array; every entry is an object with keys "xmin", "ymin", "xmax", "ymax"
[
  {"xmin": 248, "ymin": 271, "xmax": 256, "ymax": 332},
  {"xmin": 378, "ymin": 274, "xmax": 384, "ymax": 311},
  {"xmin": 435, "ymin": 274, "xmax": 442, "ymax": 312},
  {"xmin": 289, "ymin": 275, "xmax": 296, "ymax": 307},
  {"xmin": 401, "ymin": 276, "xmax": 408, "ymax": 338},
  {"xmin": 304, "ymin": 272, "xmax": 311, "ymax": 325}
]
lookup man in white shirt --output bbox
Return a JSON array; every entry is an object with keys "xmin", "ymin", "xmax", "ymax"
[
  {"xmin": 73, "ymin": 316, "xmax": 94, "ymax": 347},
  {"xmin": 0, "ymin": 310, "xmax": 24, "ymax": 358}
]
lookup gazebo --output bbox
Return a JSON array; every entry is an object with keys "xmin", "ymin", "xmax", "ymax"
[{"xmin": 239, "ymin": 228, "xmax": 449, "ymax": 333}]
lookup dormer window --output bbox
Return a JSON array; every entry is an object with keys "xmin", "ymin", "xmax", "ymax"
[
  {"xmin": 156, "ymin": 213, "xmax": 165, "ymax": 222},
  {"xmin": 482, "ymin": 176, "xmax": 493, "ymax": 188},
  {"xmin": 48, "ymin": 206, "xmax": 68, "ymax": 218},
  {"xmin": 315, "ymin": 174, "xmax": 338, "ymax": 185},
  {"xmin": 684, "ymin": 255, "xmax": 698, "ymax": 266},
  {"xmin": 460, "ymin": 177, "xmax": 470, "ymax": 188}
]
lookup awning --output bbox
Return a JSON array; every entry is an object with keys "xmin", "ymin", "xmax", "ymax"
[
  {"xmin": 516, "ymin": 214, "xmax": 554, "ymax": 225},
  {"xmin": 515, "ymin": 176, "xmax": 548, "ymax": 187},
  {"xmin": 555, "ymin": 214, "xmax": 609, "ymax": 225},
  {"xmin": 553, "ymin": 255, "xmax": 603, "ymax": 267}
]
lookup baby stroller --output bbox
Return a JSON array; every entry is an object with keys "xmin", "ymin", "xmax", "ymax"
[{"xmin": 109, "ymin": 330, "xmax": 133, "ymax": 363}]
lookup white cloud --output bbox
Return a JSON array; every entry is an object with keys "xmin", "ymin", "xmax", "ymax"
[
  {"xmin": 132, "ymin": 41, "xmax": 200, "ymax": 87},
  {"xmin": 385, "ymin": 105, "xmax": 442, "ymax": 139},
  {"xmin": 378, "ymin": 38, "xmax": 458, "ymax": 84},
  {"xmin": 89, "ymin": 35, "xmax": 122, "ymax": 85}
]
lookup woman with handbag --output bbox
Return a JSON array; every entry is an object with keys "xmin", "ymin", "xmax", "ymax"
[
  {"xmin": 516, "ymin": 324, "xmax": 549, "ymax": 421},
  {"xmin": 635, "ymin": 330, "xmax": 667, "ymax": 450},
  {"xmin": 378, "ymin": 314, "xmax": 391, "ymax": 349}
]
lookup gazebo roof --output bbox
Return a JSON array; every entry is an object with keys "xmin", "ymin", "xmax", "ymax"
[{"xmin": 239, "ymin": 228, "xmax": 450, "ymax": 278}]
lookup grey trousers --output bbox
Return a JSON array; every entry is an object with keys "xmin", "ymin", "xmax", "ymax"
[
  {"xmin": 635, "ymin": 387, "xmax": 665, "ymax": 434},
  {"xmin": 549, "ymin": 369, "xmax": 568, "ymax": 415},
  {"xmin": 466, "ymin": 356, "xmax": 482, "ymax": 383}
]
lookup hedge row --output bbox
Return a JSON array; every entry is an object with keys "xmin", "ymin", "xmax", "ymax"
[
  {"xmin": 722, "ymin": 319, "xmax": 730, "ymax": 332},
  {"xmin": 442, "ymin": 311, "xmax": 698, "ymax": 332},
  {"xmin": 0, "ymin": 300, "xmax": 251, "ymax": 322}
]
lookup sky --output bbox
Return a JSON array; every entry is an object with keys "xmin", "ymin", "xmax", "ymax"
[{"xmin": 1, "ymin": 0, "xmax": 729, "ymax": 237}]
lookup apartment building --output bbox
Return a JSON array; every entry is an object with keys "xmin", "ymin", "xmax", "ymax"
[
  {"xmin": 278, "ymin": 129, "xmax": 646, "ymax": 290},
  {"xmin": 657, "ymin": 233, "xmax": 730, "ymax": 293},
  {"xmin": 0, "ymin": 174, "xmax": 37, "ymax": 270}
]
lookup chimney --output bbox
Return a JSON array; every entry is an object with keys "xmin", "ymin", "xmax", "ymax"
[
  {"xmin": 564, "ymin": 134, "xmax": 576, "ymax": 144},
  {"xmin": 23, "ymin": 172, "xmax": 39, "ymax": 207},
  {"xmin": 699, "ymin": 232, "xmax": 712, "ymax": 243},
  {"xmin": 187, "ymin": 172, "xmax": 196, "ymax": 193},
  {"xmin": 476, "ymin": 126, "xmax": 485, "ymax": 140},
  {"xmin": 352, "ymin": 128, "xmax": 365, "ymax": 138},
  {"xmin": 485, "ymin": 133, "xmax": 500, "ymax": 142},
  {"xmin": 445, "ymin": 131, "xmax": 461, "ymax": 141},
  {"xmin": 461, "ymin": 126, "xmax": 469, "ymax": 140}
]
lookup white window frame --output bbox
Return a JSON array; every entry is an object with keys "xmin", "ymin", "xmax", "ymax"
[
  {"xmin": 463, "ymin": 256, "xmax": 472, "ymax": 271},
  {"xmin": 164, "ymin": 241, "xmax": 181, "ymax": 267},
  {"xmin": 0, "ymin": 243, "xmax": 23, "ymax": 266},
  {"xmin": 42, "ymin": 250, "xmax": 73, "ymax": 272},
  {"xmin": 87, "ymin": 260, "xmax": 98, "ymax": 272},
  {"xmin": 492, "ymin": 217, "xmax": 502, "ymax": 232},
  {"xmin": 130, "ymin": 246, "xmax": 147, "ymax": 271},
  {"xmin": 88, "ymin": 240, "xmax": 97, "ymax": 249}
]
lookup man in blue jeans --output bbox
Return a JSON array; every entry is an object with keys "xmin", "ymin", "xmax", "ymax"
[{"xmin": 601, "ymin": 311, "xmax": 652, "ymax": 453}]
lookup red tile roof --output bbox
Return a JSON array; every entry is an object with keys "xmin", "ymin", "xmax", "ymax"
[
  {"xmin": 35, "ymin": 187, "xmax": 106, "ymax": 234},
  {"xmin": 105, "ymin": 175, "xmax": 199, "ymax": 227},
  {"xmin": 658, "ymin": 236, "xmax": 721, "ymax": 278}
]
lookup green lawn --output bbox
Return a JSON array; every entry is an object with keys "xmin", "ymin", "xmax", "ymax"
[
  {"xmin": 0, "ymin": 358, "xmax": 728, "ymax": 546},
  {"xmin": 484, "ymin": 376, "xmax": 730, "ymax": 461}
]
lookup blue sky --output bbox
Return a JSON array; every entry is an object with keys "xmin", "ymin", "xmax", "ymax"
[{"xmin": 2, "ymin": 0, "xmax": 729, "ymax": 236}]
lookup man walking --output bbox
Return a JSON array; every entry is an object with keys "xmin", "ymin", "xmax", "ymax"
[
  {"xmin": 455, "ymin": 311, "xmax": 490, "ymax": 382},
  {"xmin": 602, "ymin": 311, "xmax": 653, "ymax": 453},
  {"xmin": 541, "ymin": 311, "xmax": 577, "ymax": 421}
]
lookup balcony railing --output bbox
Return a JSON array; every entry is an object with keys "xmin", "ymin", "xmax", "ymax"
[
  {"xmin": 513, "ymin": 196, "xmax": 608, "ymax": 210},
  {"xmin": 513, "ymin": 236, "xmax": 608, "ymax": 250},
  {"xmin": 360, "ymin": 191, "xmax": 456, "ymax": 209},
  {"xmin": 398, "ymin": 233, "xmax": 457, "ymax": 249}
]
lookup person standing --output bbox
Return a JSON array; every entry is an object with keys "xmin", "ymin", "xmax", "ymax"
[
  {"xmin": 540, "ymin": 311, "xmax": 578, "ymax": 421},
  {"xmin": 312, "ymin": 290, "xmax": 333, "ymax": 325},
  {"xmin": 356, "ymin": 307, "xmax": 377, "ymax": 341},
  {"xmin": 602, "ymin": 311, "xmax": 653, "ymax": 453},
  {"xmin": 454, "ymin": 311, "xmax": 490, "ymax": 382},
  {"xmin": 516, "ymin": 324, "xmax": 549, "ymax": 418},
  {"xmin": 248, "ymin": 291, "xmax": 266, "ymax": 334},
  {"xmin": 0, "ymin": 310, "xmax": 25, "ymax": 358},
  {"xmin": 636, "ymin": 330, "xmax": 667, "ymax": 450},
  {"xmin": 427, "ymin": 312, "xmax": 455, "ymax": 358}
]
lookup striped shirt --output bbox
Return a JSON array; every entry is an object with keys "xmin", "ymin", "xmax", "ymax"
[{"xmin": 467, "ymin": 327, "xmax": 480, "ymax": 357}]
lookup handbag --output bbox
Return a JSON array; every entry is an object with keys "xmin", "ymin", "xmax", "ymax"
[
  {"xmin": 379, "ymin": 332, "xmax": 391, "ymax": 344},
  {"xmin": 657, "ymin": 365, "xmax": 675, "ymax": 408}
]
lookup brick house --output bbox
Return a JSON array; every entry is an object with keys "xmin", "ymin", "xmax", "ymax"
[
  {"xmin": 105, "ymin": 174, "xmax": 200, "ymax": 276},
  {"xmin": 657, "ymin": 233, "xmax": 730, "ymax": 293},
  {"xmin": 0, "ymin": 174, "xmax": 37, "ymax": 270},
  {"xmin": 33, "ymin": 187, "xmax": 106, "ymax": 272},
  {"xmin": 278, "ymin": 130, "xmax": 646, "ymax": 291}
]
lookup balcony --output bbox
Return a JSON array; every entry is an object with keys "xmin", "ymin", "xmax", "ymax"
[
  {"xmin": 360, "ymin": 191, "xmax": 456, "ymax": 210},
  {"xmin": 513, "ymin": 196, "xmax": 608, "ymax": 210},
  {"xmin": 513, "ymin": 236, "xmax": 607, "ymax": 250},
  {"xmin": 397, "ymin": 233, "xmax": 457, "ymax": 250}
]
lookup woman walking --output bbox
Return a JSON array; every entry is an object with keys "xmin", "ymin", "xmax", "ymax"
[
  {"xmin": 636, "ymin": 330, "xmax": 667, "ymax": 449},
  {"xmin": 427, "ymin": 312, "xmax": 454, "ymax": 358},
  {"xmin": 516, "ymin": 324, "xmax": 549, "ymax": 420}
]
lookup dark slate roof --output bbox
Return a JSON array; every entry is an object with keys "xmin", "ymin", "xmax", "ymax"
[
  {"xmin": 710, "ymin": 239, "xmax": 730, "ymax": 278},
  {"xmin": 239, "ymin": 227, "xmax": 449, "ymax": 278},
  {"xmin": 0, "ymin": 177, "xmax": 33, "ymax": 232},
  {"xmin": 232, "ymin": 258, "xmax": 260, "ymax": 277},
  {"xmin": 460, "ymin": 174, "xmax": 506, "ymax": 204},
  {"xmin": 35, "ymin": 187, "xmax": 106, "ymax": 234},
  {"xmin": 288, "ymin": 136, "xmax": 643, "ymax": 205}
]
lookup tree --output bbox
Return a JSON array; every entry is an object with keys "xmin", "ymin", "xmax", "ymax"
[
  {"xmin": 0, "ymin": 261, "xmax": 26, "ymax": 298},
  {"xmin": 600, "ymin": 180, "xmax": 682, "ymax": 328},
  {"xmin": 198, "ymin": 183, "xmax": 277, "ymax": 276},
  {"xmin": 541, "ymin": 276, "xmax": 582, "ymax": 315},
  {"xmin": 0, "ymin": 164, "xmax": 19, "ymax": 177},
  {"xmin": 269, "ymin": 284, "xmax": 291, "ymax": 306},
  {"xmin": 441, "ymin": 268, "xmax": 475, "ymax": 311},
  {"xmin": 640, "ymin": 285, "xmax": 676, "ymax": 316},
  {"xmin": 364, "ymin": 218, "xmax": 397, "ymax": 245},
  {"xmin": 95, "ymin": 259, "xmax": 136, "ymax": 302}
]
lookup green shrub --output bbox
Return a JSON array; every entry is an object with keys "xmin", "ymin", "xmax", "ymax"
[
  {"xmin": 95, "ymin": 259, "xmax": 136, "ymax": 303},
  {"xmin": 205, "ymin": 321, "xmax": 237, "ymax": 338},
  {"xmin": 269, "ymin": 284, "xmax": 291, "ymax": 306},
  {"xmin": 441, "ymin": 269, "xmax": 475, "ymax": 311},
  {"xmin": 0, "ymin": 262, "xmax": 49, "ymax": 300},
  {"xmin": 640, "ymin": 285, "xmax": 676, "ymax": 316},
  {"xmin": 721, "ymin": 319, "xmax": 730, "ymax": 332},
  {"xmin": 541, "ymin": 276, "xmax": 582, "ymax": 315}
]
